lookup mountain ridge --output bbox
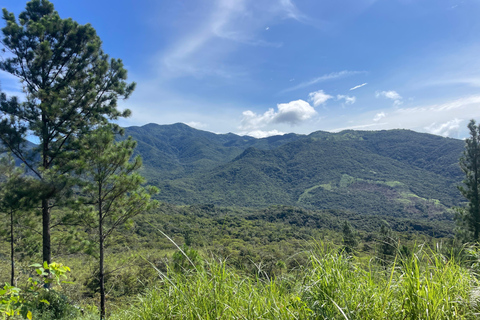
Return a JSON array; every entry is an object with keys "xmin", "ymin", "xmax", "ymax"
[
  {"xmin": 2, "ymin": 122, "xmax": 465, "ymax": 220},
  {"xmin": 123, "ymin": 123, "xmax": 465, "ymax": 220}
]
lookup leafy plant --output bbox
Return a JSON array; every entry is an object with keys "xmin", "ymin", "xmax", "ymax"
[{"xmin": 0, "ymin": 262, "xmax": 72, "ymax": 320}]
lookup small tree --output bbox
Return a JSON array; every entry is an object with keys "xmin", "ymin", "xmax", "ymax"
[
  {"xmin": 0, "ymin": 154, "xmax": 34, "ymax": 286},
  {"xmin": 0, "ymin": 0, "xmax": 135, "ymax": 265},
  {"xmin": 76, "ymin": 127, "xmax": 158, "ymax": 319},
  {"xmin": 457, "ymin": 119, "xmax": 480, "ymax": 242},
  {"xmin": 342, "ymin": 221, "xmax": 357, "ymax": 254},
  {"xmin": 377, "ymin": 224, "xmax": 397, "ymax": 265}
]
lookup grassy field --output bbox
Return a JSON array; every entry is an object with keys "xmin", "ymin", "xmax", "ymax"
[{"xmin": 60, "ymin": 242, "xmax": 479, "ymax": 320}]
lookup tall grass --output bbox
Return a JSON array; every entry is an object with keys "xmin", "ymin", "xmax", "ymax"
[
  {"xmin": 104, "ymin": 243, "xmax": 479, "ymax": 320},
  {"xmin": 302, "ymin": 242, "xmax": 478, "ymax": 319},
  {"xmin": 111, "ymin": 258, "xmax": 311, "ymax": 320}
]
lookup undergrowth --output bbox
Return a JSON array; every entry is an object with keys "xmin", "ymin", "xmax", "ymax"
[{"xmin": 92, "ymin": 242, "xmax": 480, "ymax": 320}]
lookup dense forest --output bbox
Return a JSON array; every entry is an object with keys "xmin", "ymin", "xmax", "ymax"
[
  {"xmin": 127, "ymin": 123, "xmax": 464, "ymax": 218},
  {"xmin": 2, "ymin": 1, "xmax": 480, "ymax": 320}
]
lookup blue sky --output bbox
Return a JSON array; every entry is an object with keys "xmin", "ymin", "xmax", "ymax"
[{"xmin": 2, "ymin": 0, "xmax": 480, "ymax": 139}]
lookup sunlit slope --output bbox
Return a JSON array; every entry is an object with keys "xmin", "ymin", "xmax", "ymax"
[{"xmin": 124, "ymin": 124, "xmax": 464, "ymax": 218}]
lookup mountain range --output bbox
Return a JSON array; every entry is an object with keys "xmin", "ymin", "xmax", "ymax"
[{"xmin": 124, "ymin": 123, "xmax": 465, "ymax": 220}]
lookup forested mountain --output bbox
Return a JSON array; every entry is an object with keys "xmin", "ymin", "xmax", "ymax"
[
  {"xmin": 124, "ymin": 123, "xmax": 301, "ymax": 179},
  {"xmin": 124, "ymin": 123, "xmax": 465, "ymax": 219}
]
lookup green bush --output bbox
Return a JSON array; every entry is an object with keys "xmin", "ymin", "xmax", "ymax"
[
  {"xmin": 32, "ymin": 290, "xmax": 79, "ymax": 320},
  {"xmin": 172, "ymin": 245, "xmax": 203, "ymax": 273}
]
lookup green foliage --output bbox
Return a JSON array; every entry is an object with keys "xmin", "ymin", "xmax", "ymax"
[
  {"xmin": 172, "ymin": 245, "xmax": 203, "ymax": 273},
  {"xmin": 342, "ymin": 221, "xmax": 357, "ymax": 253},
  {"xmin": 301, "ymin": 243, "xmax": 476, "ymax": 319},
  {"xmin": 0, "ymin": 0, "xmax": 135, "ymax": 265},
  {"xmin": 0, "ymin": 262, "xmax": 72, "ymax": 320},
  {"xmin": 104, "ymin": 244, "xmax": 478, "ymax": 320},
  {"xmin": 377, "ymin": 224, "xmax": 397, "ymax": 265},
  {"xmin": 31, "ymin": 290, "xmax": 79, "ymax": 320},
  {"xmin": 457, "ymin": 119, "xmax": 480, "ymax": 242},
  {"xmin": 110, "ymin": 258, "xmax": 314, "ymax": 320},
  {"xmin": 75, "ymin": 126, "xmax": 158, "ymax": 319},
  {"xmin": 76, "ymin": 126, "xmax": 159, "ymax": 233}
]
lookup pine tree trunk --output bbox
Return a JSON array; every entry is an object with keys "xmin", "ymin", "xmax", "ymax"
[
  {"xmin": 42, "ymin": 198, "xmax": 51, "ymax": 265},
  {"xmin": 41, "ymin": 114, "xmax": 52, "ymax": 268},
  {"xmin": 10, "ymin": 209, "xmax": 14, "ymax": 286},
  {"xmin": 99, "ymin": 185, "xmax": 106, "ymax": 320}
]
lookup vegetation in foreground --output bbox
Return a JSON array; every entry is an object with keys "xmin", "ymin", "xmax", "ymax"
[
  {"xmin": 71, "ymin": 242, "xmax": 478, "ymax": 320},
  {"xmin": 1, "ymin": 199, "xmax": 478, "ymax": 319}
]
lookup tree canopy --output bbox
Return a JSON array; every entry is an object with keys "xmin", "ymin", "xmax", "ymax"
[
  {"xmin": 0, "ymin": 0, "xmax": 135, "ymax": 264},
  {"xmin": 456, "ymin": 119, "xmax": 480, "ymax": 242}
]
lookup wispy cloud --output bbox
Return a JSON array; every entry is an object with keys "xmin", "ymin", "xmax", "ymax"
[
  {"xmin": 350, "ymin": 83, "xmax": 367, "ymax": 91},
  {"xmin": 283, "ymin": 70, "xmax": 363, "ymax": 93},
  {"xmin": 186, "ymin": 121, "xmax": 208, "ymax": 129},
  {"xmin": 373, "ymin": 112, "xmax": 386, "ymax": 121},
  {"xmin": 309, "ymin": 90, "xmax": 333, "ymax": 107},
  {"xmin": 332, "ymin": 122, "xmax": 388, "ymax": 132},
  {"xmin": 279, "ymin": 0, "xmax": 309, "ymax": 22},
  {"xmin": 425, "ymin": 119, "xmax": 461, "ymax": 137},
  {"xmin": 331, "ymin": 95, "xmax": 480, "ymax": 139},
  {"xmin": 161, "ymin": 0, "xmax": 308, "ymax": 78},
  {"xmin": 376, "ymin": 90, "xmax": 401, "ymax": 100},
  {"xmin": 376, "ymin": 90, "xmax": 403, "ymax": 106},
  {"xmin": 337, "ymin": 94, "xmax": 356, "ymax": 105}
]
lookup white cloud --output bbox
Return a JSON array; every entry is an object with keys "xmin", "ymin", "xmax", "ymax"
[
  {"xmin": 276, "ymin": 100, "xmax": 317, "ymax": 123},
  {"xmin": 337, "ymin": 95, "xmax": 356, "ymax": 105},
  {"xmin": 241, "ymin": 109, "xmax": 276, "ymax": 130},
  {"xmin": 186, "ymin": 121, "xmax": 208, "ymax": 129},
  {"xmin": 309, "ymin": 90, "xmax": 333, "ymax": 107},
  {"xmin": 283, "ymin": 70, "xmax": 363, "ymax": 92},
  {"xmin": 376, "ymin": 90, "xmax": 401, "ymax": 100},
  {"xmin": 241, "ymin": 99, "xmax": 316, "ymax": 130},
  {"xmin": 331, "ymin": 95, "xmax": 480, "ymax": 139},
  {"xmin": 373, "ymin": 112, "xmax": 386, "ymax": 121},
  {"xmin": 333, "ymin": 122, "xmax": 388, "ymax": 132},
  {"xmin": 425, "ymin": 119, "xmax": 462, "ymax": 137},
  {"xmin": 376, "ymin": 90, "xmax": 403, "ymax": 106},
  {"xmin": 244, "ymin": 129, "xmax": 285, "ymax": 138},
  {"xmin": 349, "ymin": 83, "xmax": 367, "ymax": 91}
]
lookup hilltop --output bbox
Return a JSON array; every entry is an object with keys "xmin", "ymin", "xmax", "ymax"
[{"xmin": 124, "ymin": 123, "xmax": 465, "ymax": 220}]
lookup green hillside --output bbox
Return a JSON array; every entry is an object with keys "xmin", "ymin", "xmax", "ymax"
[
  {"xmin": 124, "ymin": 123, "xmax": 301, "ymax": 180},
  {"xmin": 124, "ymin": 124, "xmax": 465, "ymax": 219}
]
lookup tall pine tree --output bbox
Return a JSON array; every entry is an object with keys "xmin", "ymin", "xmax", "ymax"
[
  {"xmin": 457, "ymin": 119, "xmax": 480, "ymax": 242},
  {"xmin": 0, "ymin": 0, "xmax": 135, "ymax": 264}
]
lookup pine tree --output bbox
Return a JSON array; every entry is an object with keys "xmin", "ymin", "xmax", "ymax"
[
  {"xmin": 456, "ymin": 119, "xmax": 480, "ymax": 242},
  {"xmin": 342, "ymin": 221, "xmax": 357, "ymax": 254},
  {"xmin": 76, "ymin": 127, "xmax": 158, "ymax": 319},
  {"xmin": 0, "ymin": 0, "xmax": 135, "ymax": 265},
  {"xmin": 377, "ymin": 224, "xmax": 396, "ymax": 265}
]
